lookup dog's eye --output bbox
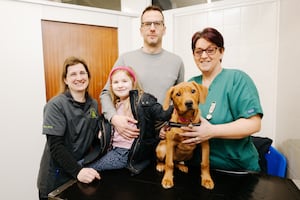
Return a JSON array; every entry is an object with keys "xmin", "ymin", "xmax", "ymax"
[
  {"xmin": 191, "ymin": 89, "xmax": 196, "ymax": 93},
  {"xmin": 176, "ymin": 92, "xmax": 181, "ymax": 96}
]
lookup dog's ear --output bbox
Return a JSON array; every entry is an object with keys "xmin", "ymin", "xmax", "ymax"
[
  {"xmin": 191, "ymin": 81, "xmax": 208, "ymax": 104},
  {"xmin": 198, "ymin": 84, "xmax": 208, "ymax": 104},
  {"xmin": 163, "ymin": 86, "xmax": 174, "ymax": 110}
]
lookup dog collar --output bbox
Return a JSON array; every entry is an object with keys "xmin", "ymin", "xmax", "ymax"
[{"xmin": 167, "ymin": 121, "xmax": 201, "ymax": 128}]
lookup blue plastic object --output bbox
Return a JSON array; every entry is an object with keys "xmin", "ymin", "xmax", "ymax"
[{"xmin": 265, "ymin": 146, "xmax": 287, "ymax": 178}]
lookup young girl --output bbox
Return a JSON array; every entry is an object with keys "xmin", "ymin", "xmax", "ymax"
[{"xmin": 89, "ymin": 66, "xmax": 173, "ymax": 174}]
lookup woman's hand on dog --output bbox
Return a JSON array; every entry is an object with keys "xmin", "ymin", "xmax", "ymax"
[
  {"xmin": 111, "ymin": 115, "xmax": 140, "ymax": 140},
  {"xmin": 180, "ymin": 117, "xmax": 213, "ymax": 145}
]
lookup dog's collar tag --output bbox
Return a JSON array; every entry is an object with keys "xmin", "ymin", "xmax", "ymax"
[{"xmin": 206, "ymin": 101, "xmax": 216, "ymax": 120}]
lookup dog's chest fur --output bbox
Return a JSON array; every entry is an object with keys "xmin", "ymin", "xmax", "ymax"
[{"xmin": 166, "ymin": 127, "xmax": 197, "ymax": 161}]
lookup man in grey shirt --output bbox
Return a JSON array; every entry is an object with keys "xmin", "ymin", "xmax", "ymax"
[{"xmin": 100, "ymin": 5, "xmax": 185, "ymax": 140}]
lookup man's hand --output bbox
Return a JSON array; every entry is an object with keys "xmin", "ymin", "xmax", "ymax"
[{"xmin": 111, "ymin": 115, "xmax": 140, "ymax": 140}]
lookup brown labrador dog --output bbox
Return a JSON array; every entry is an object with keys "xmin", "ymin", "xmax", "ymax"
[{"xmin": 156, "ymin": 81, "xmax": 214, "ymax": 190}]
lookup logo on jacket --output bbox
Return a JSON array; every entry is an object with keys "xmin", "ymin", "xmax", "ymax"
[{"xmin": 90, "ymin": 108, "xmax": 98, "ymax": 118}]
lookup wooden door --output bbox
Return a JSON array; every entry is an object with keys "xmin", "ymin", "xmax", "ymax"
[{"xmin": 41, "ymin": 20, "xmax": 118, "ymax": 112}]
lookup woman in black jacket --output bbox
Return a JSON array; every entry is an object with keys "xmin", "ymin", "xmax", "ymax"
[
  {"xmin": 37, "ymin": 57, "xmax": 101, "ymax": 200},
  {"xmin": 88, "ymin": 66, "xmax": 173, "ymax": 174}
]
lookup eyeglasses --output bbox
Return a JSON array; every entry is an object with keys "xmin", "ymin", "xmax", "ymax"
[
  {"xmin": 141, "ymin": 21, "xmax": 164, "ymax": 29},
  {"xmin": 193, "ymin": 46, "xmax": 219, "ymax": 58}
]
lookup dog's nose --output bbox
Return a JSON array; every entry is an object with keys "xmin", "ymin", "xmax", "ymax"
[{"xmin": 185, "ymin": 100, "xmax": 193, "ymax": 109}]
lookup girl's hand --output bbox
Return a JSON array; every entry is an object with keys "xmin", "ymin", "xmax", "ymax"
[{"xmin": 159, "ymin": 125, "xmax": 171, "ymax": 139}]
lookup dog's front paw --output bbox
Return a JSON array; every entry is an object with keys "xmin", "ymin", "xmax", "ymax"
[
  {"xmin": 201, "ymin": 175, "xmax": 214, "ymax": 190},
  {"xmin": 156, "ymin": 163, "xmax": 165, "ymax": 172},
  {"xmin": 177, "ymin": 162, "xmax": 188, "ymax": 173},
  {"xmin": 162, "ymin": 177, "xmax": 174, "ymax": 189}
]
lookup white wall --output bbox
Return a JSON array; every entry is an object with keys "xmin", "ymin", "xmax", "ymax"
[
  {"xmin": 0, "ymin": 0, "xmax": 299, "ymax": 199},
  {"xmin": 0, "ymin": 1, "xmax": 45, "ymax": 200},
  {"xmin": 276, "ymin": 0, "xmax": 300, "ymax": 178},
  {"xmin": 121, "ymin": 0, "xmax": 151, "ymax": 14},
  {"xmin": 276, "ymin": 0, "xmax": 300, "ymax": 143}
]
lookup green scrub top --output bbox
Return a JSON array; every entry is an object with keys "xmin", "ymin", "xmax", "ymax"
[{"xmin": 189, "ymin": 69, "xmax": 263, "ymax": 171}]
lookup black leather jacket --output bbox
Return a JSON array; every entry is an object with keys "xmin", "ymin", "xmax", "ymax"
[{"xmin": 126, "ymin": 90, "xmax": 173, "ymax": 174}]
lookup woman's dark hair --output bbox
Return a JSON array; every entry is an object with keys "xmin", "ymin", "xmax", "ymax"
[
  {"xmin": 191, "ymin": 27, "xmax": 224, "ymax": 53},
  {"xmin": 61, "ymin": 56, "xmax": 90, "ymax": 92}
]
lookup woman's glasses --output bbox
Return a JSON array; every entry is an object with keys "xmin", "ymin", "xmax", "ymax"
[{"xmin": 194, "ymin": 46, "xmax": 219, "ymax": 58}]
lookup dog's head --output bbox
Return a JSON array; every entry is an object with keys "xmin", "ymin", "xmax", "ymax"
[{"xmin": 163, "ymin": 81, "xmax": 208, "ymax": 121}]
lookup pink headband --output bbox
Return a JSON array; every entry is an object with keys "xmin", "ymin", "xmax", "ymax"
[{"xmin": 109, "ymin": 66, "xmax": 136, "ymax": 82}]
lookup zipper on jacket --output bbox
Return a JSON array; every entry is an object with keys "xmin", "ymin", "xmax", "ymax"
[
  {"xmin": 127, "ymin": 138, "xmax": 141, "ymax": 174},
  {"xmin": 127, "ymin": 90, "xmax": 140, "ymax": 173}
]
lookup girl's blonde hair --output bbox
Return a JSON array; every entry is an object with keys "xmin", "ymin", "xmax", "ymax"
[{"xmin": 109, "ymin": 66, "xmax": 143, "ymax": 117}]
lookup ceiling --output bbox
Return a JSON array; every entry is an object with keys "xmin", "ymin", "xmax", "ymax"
[{"xmin": 54, "ymin": 0, "xmax": 223, "ymax": 11}]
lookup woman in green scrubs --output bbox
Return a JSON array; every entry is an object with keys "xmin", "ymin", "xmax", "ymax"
[{"xmin": 181, "ymin": 27, "xmax": 263, "ymax": 172}]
